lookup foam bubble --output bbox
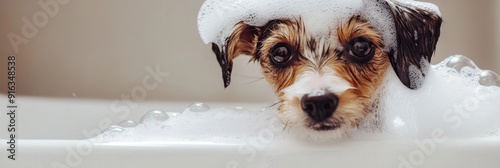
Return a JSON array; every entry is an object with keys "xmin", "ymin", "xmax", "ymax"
[
  {"xmin": 188, "ymin": 102, "xmax": 211, "ymax": 112},
  {"xmin": 99, "ymin": 126, "xmax": 127, "ymax": 142},
  {"xmin": 118, "ymin": 120, "xmax": 136, "ymax": 128},
  {"xmin": 139, "ymin": 110, "xmax": 170, "ymax": 124},
  {"xmin": 404, "ymin": 0, "xmax": 441, "ymax": 16},
  {"xmin": 101, "ymin": 125, "xmax": 126, "ymax": 134},
  {"xmin": 446, "ymin": 55, "xmax": 478, "ymax": 71},
  {"xmin": 166, "ymin": 111, "xmax": 182, "ymax": 118},
  {"xmin": 479, "ymin": 70, "xmax": 500, "ymax": 87}
]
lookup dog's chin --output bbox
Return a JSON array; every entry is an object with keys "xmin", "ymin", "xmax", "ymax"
[
  {"xmin": 278, "ymin": 106, "xmax": 355, "ymax": 141},
  {"xmin": 310, "ymin": 122, "xmax": 340, "ymax": 131},
  {"xmin": 283, "ymin": 119, "xmax": 355, "ymax": 141},
  {"xmin": 289, "ymin": 124, "xmax": 351, "ymax": 141}
]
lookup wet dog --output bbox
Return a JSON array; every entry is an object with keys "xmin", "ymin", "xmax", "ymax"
[{"xmin": 208, "ymin": 0, "xmax": 442, "ymax": 138}]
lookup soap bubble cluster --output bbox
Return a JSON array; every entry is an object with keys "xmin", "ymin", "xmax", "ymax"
[
  {"xmin": 97, "ymin": 55, "xmax": 500, "ymax": 142},
  {"xmin": 441, "ymin": 55, "xmax": 499, "ymax": 87},
  {"xmin": 354, "ymin": 55, "xmax": 500, "ymax": 139},
  {"xmin": 97, "ymin": 102, "xmax": 283, "ymax": 143}
]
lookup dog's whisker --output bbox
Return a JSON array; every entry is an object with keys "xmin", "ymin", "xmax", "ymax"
[
  {"xmin": 233, "ymin": 74, "xmax": 265, "ymax": 86},
  {"xmin": 241, "ymin": 77, "xmax": 264, "ymax": 86},
  {"xmin": 282, "ymin": 121, "xmax": 289, "ymax": 131},
  {"xmin": 268, "ymin": 101, "xmax": 282, "ymax": 108},
  {"xmin": 344, "ymin": 131, "xmax": 351, "ymax": 139},
  {"xmin": 234, "ymin": 74, "xmax": 263, "ymax": 79},
  {"xmin": 286, "ymin": 123, "xmax": 295, "ymax": 134}
]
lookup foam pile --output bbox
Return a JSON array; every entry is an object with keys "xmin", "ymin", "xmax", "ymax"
[
  {"xmin": 355, "ymin": 55, "xmax": 500, "ymax": 139},
  {"xmin": 96, "ymin": 104, "xmax": 284, "ymax": 143},
  {"xmin": 95, "ymin": 55, "xmax": 500, "ymax": 142}
]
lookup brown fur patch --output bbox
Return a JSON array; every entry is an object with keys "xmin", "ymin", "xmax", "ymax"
[
  {"xmin": 335, "ymin": 16, "xmax": 390, "ymax": 97},
  {"xmin": 255, "ymin": 19, "xmax": 308, "ymax": 93},
  {"xmin": 226, "ymin": 22, "xmax": 260, "ymax": 60},
  {"xmin": 329, "ymin": 16, "xmax": 391, "ymax": 127}
]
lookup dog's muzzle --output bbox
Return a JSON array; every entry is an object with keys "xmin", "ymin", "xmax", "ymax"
[{"xmin": 301, "ymin": 91, "xmax": 339, "ymax": 122}]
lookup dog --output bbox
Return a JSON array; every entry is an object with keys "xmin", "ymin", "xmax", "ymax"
[{"xmin": 207, "ymin": 0, "xmax": 442, "ymax": 138}]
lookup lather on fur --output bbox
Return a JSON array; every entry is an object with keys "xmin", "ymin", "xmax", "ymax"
[{"xmin": 209, "ymin": 0, "xmax": 442, "ymax": 138}]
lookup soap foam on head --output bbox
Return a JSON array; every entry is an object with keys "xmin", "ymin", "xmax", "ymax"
[{"xmin": 198, "ymin": 0, "xmax": 441, "ymax": 53}]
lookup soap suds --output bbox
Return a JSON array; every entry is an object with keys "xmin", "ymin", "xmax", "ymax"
[{"xmin": 96, "ymin": 56, "xmax": 500, "ymax": 142}]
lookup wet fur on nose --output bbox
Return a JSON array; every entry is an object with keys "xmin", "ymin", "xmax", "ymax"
[{"xmin": 301, "ymin": 93, "xmax": 339, "ymax": 122}]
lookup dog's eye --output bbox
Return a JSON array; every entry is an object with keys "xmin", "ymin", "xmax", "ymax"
[
  {"xmin": 269, "ymin": 43, "xmax": 293, "ymax": 67},
  {"xmin": 347, "ymin": 37, "xmax": 375, "ymax": 62}
]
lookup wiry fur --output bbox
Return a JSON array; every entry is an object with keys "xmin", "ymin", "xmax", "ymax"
[{"xmin": 272, "ymin": 17, "xmax": 390, "ymax": 139}]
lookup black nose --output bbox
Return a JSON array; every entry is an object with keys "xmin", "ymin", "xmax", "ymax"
[{"xmin": 301, "ymin": 92, "xmax": 339, "ymax": 122}]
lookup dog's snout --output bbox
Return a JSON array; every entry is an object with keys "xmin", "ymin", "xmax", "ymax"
[{"xmin": 301, "ymin": 92, "xmax": 339, "ymax": 122}]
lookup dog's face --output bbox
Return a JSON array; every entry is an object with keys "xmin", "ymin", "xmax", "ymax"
[
  {"xmin": 209, "ymin": 0, "xmax": 442, "ymax": 138},
  {"xmin": 255, "ymin": 17, "xmax": 391, "ymax": 134}
]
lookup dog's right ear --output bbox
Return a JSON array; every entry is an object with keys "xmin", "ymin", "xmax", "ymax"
[
  {"xmin": 211, "ymin": 22, "xmax": 260, "ymax": 88},
  {"xmin": 383, "ymin": 0, "xmax": 442, "ymax": 89}
]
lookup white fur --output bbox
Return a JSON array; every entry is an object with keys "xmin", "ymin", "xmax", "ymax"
[{"xmin": 279, "ymin": 67, "xmax": 354, "ymax": 140}]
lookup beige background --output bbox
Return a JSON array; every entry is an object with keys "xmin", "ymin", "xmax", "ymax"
[{"xmin": 1, "ymin": 0, "xmax": 499, "ymax": 103}]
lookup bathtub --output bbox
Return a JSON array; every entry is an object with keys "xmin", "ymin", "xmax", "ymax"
[
  {"xmin": 1, "ymin": 96, "xmax": 500, "ymax": 168},
  {"xmin": 3, "ymin": 138, "xmax": 500, "ymax": 168}
]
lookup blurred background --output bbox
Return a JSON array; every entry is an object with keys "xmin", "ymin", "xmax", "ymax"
[{"xmin": 1, "ymin": 0, "xmax": 499, "ymax": 103}]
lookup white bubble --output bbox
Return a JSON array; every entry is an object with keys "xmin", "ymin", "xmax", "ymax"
[
  {"xmin": 118, "ymin": 120, "xmax": 136, "ymax": 128},
  {"xmin": 479, "ymin": 70, "xmax": 500, "ymax": 87},
  {"xmin": 161, "ymin": 125, "xmax": 171, "ymax": 130},
  {"xmin": 188, "ymin": 102, "xmax": 211, "ymax": 112},
  {"xmin": 101, "ymin": 125, "xmax": 125, "ymax": 134},
  {"xmin": 445, "ymin": 55, "xmax": 478, "ymax": 71},
  {"xmin": 166, "ymin": 111, "xmax": 182, "ymax": 118},
  {"xmin": 139, "ymin": 110, "xmax": 170, "ymax": 124},
  {"xmin": 99, "ymin": 125, "xmax": 127, "ymax": 142}
]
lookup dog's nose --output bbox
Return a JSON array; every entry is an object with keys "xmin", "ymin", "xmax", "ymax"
[{"xmin": 301, "ymin": 92, "xmax": 339, "ymax": 122}]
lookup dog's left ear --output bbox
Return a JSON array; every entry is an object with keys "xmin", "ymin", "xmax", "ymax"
[
  {"xmin": 211, "ymin": 22, "xmax": 259, "ymax": 88},
  {"xmin": 384, "ymin": 1, "xmax": 443, "ymax": 89}
]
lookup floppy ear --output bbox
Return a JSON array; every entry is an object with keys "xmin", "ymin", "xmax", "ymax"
[
  {"xmin": 384, "ymin": 1, "xmax": 443, "ymax": 89},
  {"xmin": 211, "ymin": 22, "xmax": 259, "ymax": 88}
]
